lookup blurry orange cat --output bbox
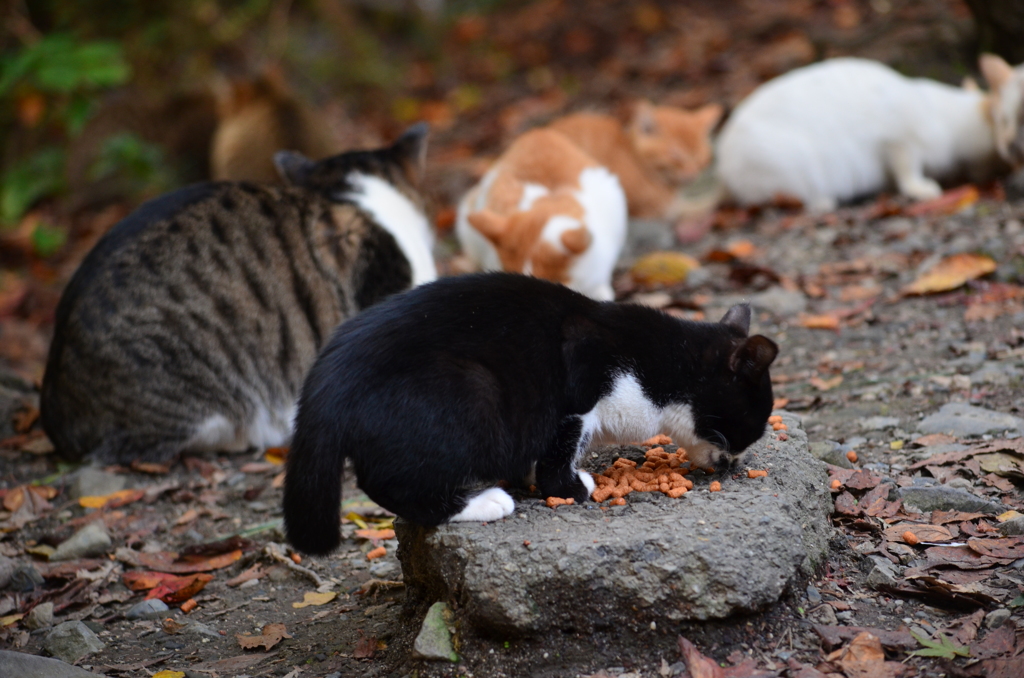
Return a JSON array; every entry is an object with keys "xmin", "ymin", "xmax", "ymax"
[{"xmin": 548, "ymin": 100, "xmax": 722, "ymax": 219}]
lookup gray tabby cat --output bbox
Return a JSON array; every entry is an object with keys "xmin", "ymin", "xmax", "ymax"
[{"xmin": 41, "ymin": 124, "xmax": 436, "ymax": 464}]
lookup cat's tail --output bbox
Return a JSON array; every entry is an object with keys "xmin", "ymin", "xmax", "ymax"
[{"xmin": 282, "ymin": 413, "xmax": 347, "ymax": 556}]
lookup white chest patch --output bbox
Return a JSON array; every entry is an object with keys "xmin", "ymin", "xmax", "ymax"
[
  {"xmin": 576, "ymin": 372, "xmax": 719, "ymax": 465},
  {"xmin": 346, "ymin": 172, "xmax": 438, "ymax": 286}
]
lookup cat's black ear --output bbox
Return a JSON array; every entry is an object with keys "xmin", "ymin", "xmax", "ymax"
[
  {"xmin": 391, "ymin": 122, "xmax": 430, "ymax": 185},
  {"xmin": 728, "ymin": 335, "xmax": 778, "ymax": 382},
  {"xmin": 274, "ymin": 151, "xmax": 315, "ymax": 185},
  {"xmin": 720, "ymin": 303, "xmax": 751, "ymax": 336}
]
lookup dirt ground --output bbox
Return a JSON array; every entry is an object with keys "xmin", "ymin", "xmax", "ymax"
[
  {"xmin": 3, "ymin": 1, "xmax": 1024, "ymax": 676},
  {"xmin": 2, "ymin": 189, "xmax": 1023, "ymax": 678}
]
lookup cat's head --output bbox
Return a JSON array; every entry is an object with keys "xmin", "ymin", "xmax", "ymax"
[
  {"xmin": 628, "ymin": 101, "xmax": 723, "ymax": 185},
  {"xmin": 273, "ymin": 122, "xmax": 429, "ymax": 206},
  {"xmin": 980, "ymin": 54, "xmax": 1024, "ymax": 168},
  {"xmin": 670, "ymin": 304, "xmax": 778, "ymax": 472},
  {"xmin": 467, "ymin": 200, "xmax": 592, "ymax": 283}
]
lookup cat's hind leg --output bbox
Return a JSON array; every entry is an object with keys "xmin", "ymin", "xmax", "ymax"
[{"xmin": 884, "ymin": 141, "xmax": 942, "ymax": 201}]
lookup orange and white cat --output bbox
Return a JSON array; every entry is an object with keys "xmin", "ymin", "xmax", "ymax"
[
  {"xmin": 456, "ymin": 129, "xmax": 627, "ymax": 301},
  {"xmin": 548, "ymin": 101, "xmax": 722, "ymax": 218},
  {"xmin": 717, "ymin": 55, "xmax": 1024, "ymax": 212}
]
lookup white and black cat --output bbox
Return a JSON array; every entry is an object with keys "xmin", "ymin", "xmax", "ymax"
[
  {"xmin": 42, "ymin": 125, "xmax": 435, "ymax": 465},
  {"xmin": 283, "ymin": 273, "xmax": 778, "ymax": 555}
]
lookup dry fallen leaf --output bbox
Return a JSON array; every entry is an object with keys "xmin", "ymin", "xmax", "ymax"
[
  {"xmin": 145, "ymin": 573, "xmax": 213, "ymax": 603},
  {"xmin": 265, "ymin": 447, "xmax": 288, "ymax": 464},
  {"xmin": 677, "ymin": 635, "xmax": 723, "ymax": 678},
  {"xmin": 122, "ymin": 570, "xmax": 180, "ymax": 591},
  {"xmin": 137, "ymin": 549, "xmax": 242, "ymax": 573},
  {"xmin": 904, "ymin": 184, "xmax": 979, "ymax": 217},
  {"xmin": 292, "ymin": 591, "xmax": 337, "ymax": 608},
  {"xmin": 78, "ymin": 489, "xmax": 144, "ymax": 509},
  {"xmin": 799, "ymin": 314, "xmax": 840, "ymax": 331},
  {"xmin": 883, "ymin": 523, "xmax": 953, "ymax": 544},
  {"xmin": 630, "ymin": 251, "xmax": 701, "ymax": 286},
  {"xmin": 237, "ymin": 622, "xmax": 292, "ymax": 651},
  {"xmin": 152, "ymin": 672, "xmax": 186, "ymax": 678},
  {"xmin": 809, "ymin": 375, "xmax": 843, "ymax": 391},
  {"xmin": 903, "ymin": 253, "xmax": 996, "ymax": 296}
]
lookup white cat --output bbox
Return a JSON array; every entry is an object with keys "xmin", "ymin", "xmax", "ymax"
[
  {"xmin": 456, "ymin": 128, "xmax": 627, "ymax": 301},
  {"xmin": 716, "ymin": 55, "xmax": 1024, "ymax": 212}
]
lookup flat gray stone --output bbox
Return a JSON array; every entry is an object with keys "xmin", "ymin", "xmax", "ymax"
[
  {"xmin": 860, "ymin": 416, "xmax": 901, "ymax": 432},
  {"xmin": 50, "ymin": 523, "xmax": 111, "ymax": 562},
  {"xmin": 125, "ymin": 598, "xmax": 169, "ymax": 620},
  {"xmin": 985, "ymin": 608, "xmax": 1011, "ymax": 628},
  {"xmin": 970, "ymin": 361, "xmax": 1021, "ymax": 386},
  {"xmin": 0, "ymin": 650, "xmax": 106, "ymax": 678},
  {"xmin": 396, "ymin": 414, "xmax": 832, "ymax": 635},
  {"xmin": 411, "ymin": 602, "xmax": 458, "ymax": 662},
  {"xmin": 917, "ymin": 403, "xmax": 1024, "ymax": 438},
  {"xmin": 43, "ymin": 621, "xmax": 105, "ymax": 664},
  {"xmin": 898, "ymin": 486, "xmax": 1003, "ymax": 515},
  {"xmin": 70, "ymin": 468, "xmax": 126, "ymax": 500}
]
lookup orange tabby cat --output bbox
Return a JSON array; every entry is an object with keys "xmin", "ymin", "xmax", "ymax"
[
  {"xmin": 547, "ymin": 100, "xmax": 722, "ymax": 219},
  {"xmin": 456, "ymin": 128, "xmax": 627, "ymax": 300}
]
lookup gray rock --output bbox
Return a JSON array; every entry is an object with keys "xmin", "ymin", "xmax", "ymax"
[
  {"xmin": 985, "ymin": 608, "xmax": 1011, "ymax": 628},
  {"xmin": 969, "ymin": 361, "xmax": 1021, "ymax": 387},
  {"xmin": 0, "ymin": 555, "xmax": 15, "ymax": 589},
  {"xmin": 860, "ymin": 416, "xmax": 901, "ymax": 432},
  {"xmin": 24, "ymin": 602, "xmax": 54, "ymax": 630},
  {"xmin": 125, "ymin": 598, "xmax": 169, "ymax": 620},
  {"xmin": 9, "ymin": 565, "xmax": 44, "ymax": 592},
  {"xmin": 622, "ymin": 218, "xmax": 677, "ymax": 260},
  {"xmin": 999, "ymin": 516, "xmax": 1024, "ymax": 536},
  {"xmin": 180, "ymin": 619, "xmax": 221, "ymax": 638},
  {"xmin": 866, "ymin": 556, "xmax": 901, "ymax": 589},
  {"xmin": 397, "ymin": 414, "xmax": 833, "ymax": 635},
  {"xmin": 805, "ymin": 585, "xmax": 822, "ymax": 605},
  {"xmin": 49, "ymin": 523, "xmax": 112, "ymax": 561},
  {"xmin": 0, "ymin": 650, "xmax": 107, "ymax": 678},
  {"xmin": 70, "ymin": 468, "xmax": 126, "ymax": 500},
  {"xmin": 716, "ymin": 288, "xmax": 807, "ymax": 318},
  {"xmin": 43, "ymin": 621, "xmax": 105, "ymax": 664},
  {"xmin": 917, "ymin": 403, "xmax": 1024, "ymax": 438},
  {"xmin": 809, "ymin": 604, "xmax": 838, "ymax": 626},
  {"xmin": 898, "ymin": 486, "xmax": 1003, "ymax": 515},
  {"xmin": 411, "ymin": 602, "xmax": 458, "ymax": 662},
  {"xmin": 809, "ymin": 441, "xmax": 853, "ymax": 469}
]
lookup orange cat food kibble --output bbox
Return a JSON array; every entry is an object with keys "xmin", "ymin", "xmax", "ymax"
[
  {"xmin": 366, "ymin": 546, "xmax": 386, "ymax": 560},
  {"xmin": 846, "ymin": 450, "xmax": 858, "ymax": 463},
  {"xmin": 590, "ymin": 445, "xmax": 693, "ymax": 506},
  {"xmin": 768, "ymin": 415, "xmax": 783, "ymax": 424},
  {"xmin": 772, "ymin": 422, "xmax": 787, "ymax": 431},
  {"xmin": 830, "ymin": 479, "xmax": 842, "ymax": 490},
  {"xmin": 709, "ymin": 481, "xmax": 722, "ymax": 492},
  {"xmin": 546, "ymin": 496, "xmax": 575, "ymax": 508},
  {"xmin": 747, "ymin": 469, "xmax": 769, "ymax": 479},
  {"xmin": 903, "ymin": 531, "xmax": 920, "ymax": 545},
  {"xmin": 642, "ymin": 435, "xmax": 673, "ymax": 447}
]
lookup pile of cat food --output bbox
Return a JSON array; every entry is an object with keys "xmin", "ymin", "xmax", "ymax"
[{"xmin": 590, "ymin": 435, "xmax": 694, "ymax": 502}]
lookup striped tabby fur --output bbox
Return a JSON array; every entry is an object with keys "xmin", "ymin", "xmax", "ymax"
[{"xmin": 42, "ymin": 125, "xmax": 434, "ymax": 464}]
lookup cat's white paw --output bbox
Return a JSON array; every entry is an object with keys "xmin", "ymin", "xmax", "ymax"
[
  {"xmin": 577, "ymin": 469, "xmax": 596, "ymax": 495},
  {"xmin": 903, "ymin": 178, "xmax": 942, "ymax": 201},
  {"xmin": 449, "ymin": 487, "xmax": 515, "ymax": 522}
]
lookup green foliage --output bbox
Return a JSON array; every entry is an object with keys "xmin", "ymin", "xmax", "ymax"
[
  {"xmin": 909, "ymin": 630, "xmax": 970, "ymax": 660},
  {"xmin": 0, "ymin": 33, "xmax": 129, "ymax": 96},
  {"xmin": 31, "ymin": 222, "xmax": 68, "ymax": 259},
  {"xmin": 88, "ymin": 132, "xmax": 174, "ymax": 196},
  {"xmin": 0, "ymin": 149, "xmax": 66, "ymax": 227}
]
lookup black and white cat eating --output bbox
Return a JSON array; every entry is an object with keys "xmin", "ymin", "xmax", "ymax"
[{"xmin": 284, "ymin": 273, "xmax": 778, "ymax": 555}]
